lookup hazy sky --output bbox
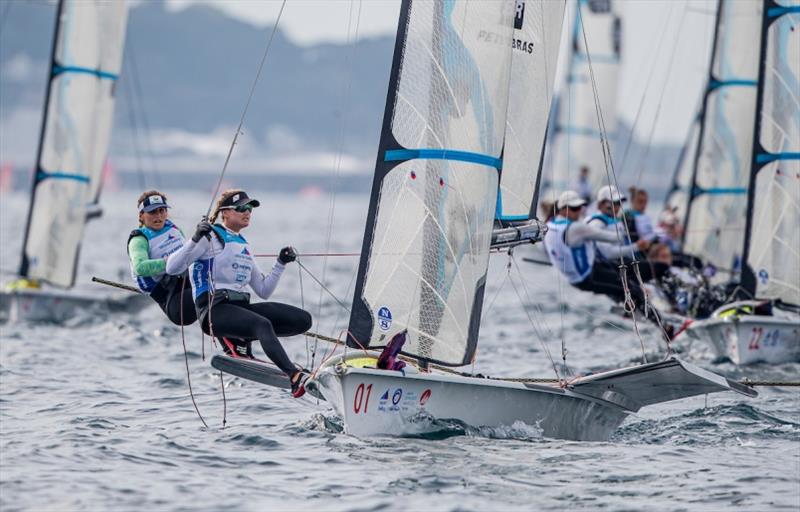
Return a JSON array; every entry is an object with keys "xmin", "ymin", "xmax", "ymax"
[{"xmin": 162, "ymin": 0, "xmax": 717, "ymax": 143}]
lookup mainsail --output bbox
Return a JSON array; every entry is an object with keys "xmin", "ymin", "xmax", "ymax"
[
  {"xmin": 18, "ymin": 0, "xmax": 129, "ymax": 288},
  {"xmin": 543, "ymin": 0, "xmax": 622, "ymax": 202},
  {"xmin": 682, "ymin": 0, "xmax": 763, "ymax": 281},
  {"xmin": 742, "ymin": 1, "xmax": 800, "ymax": 305},
  {"xmin": 347, "ymin": 0, "xmax": 515, "ymax": 366},
  {"xmin": 498, "ymin": 0, "xmax": 566, "ymax": 222}
]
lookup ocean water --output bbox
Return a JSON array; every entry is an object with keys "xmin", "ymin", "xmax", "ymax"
[{"xmin": 1, "ymin": 190, "xmax": 798, "ymax": 511}]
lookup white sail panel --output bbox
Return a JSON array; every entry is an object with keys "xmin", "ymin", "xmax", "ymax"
[
  {"xmin": 498, "ymin": 0, "xmax": 565, "ymax": 221},
  {"xmin": 350, "ymin": 0, "xmax": 515, "ymax": 366},
  {"xmin": 683, "ymin": 0, "xmax": 762, "ymax": 279},
  {"xmin": 22, "ymin": 1, "xmax": 128, "ymax": 287},
  {"xmin": 665, "ymin": 115, "xmax": 700, "ymax": 228},
  {"xmin": 747, "ymin": 7, "xmax": 800, "ymax": 304},
  {"xmin": 543, "ymin": 0, "xmax": 621, "ymax": 201}
]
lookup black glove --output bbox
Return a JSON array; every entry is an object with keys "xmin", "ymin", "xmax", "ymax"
[
  {"xmin": 192, "ymin": 219, "xmax": 213, "ymax": 243},
  {"xmin": 278, "ymin": 246, "xmax": 297, "ymax": 264}
]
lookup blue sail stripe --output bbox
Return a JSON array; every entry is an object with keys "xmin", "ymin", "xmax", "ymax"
[
  {"xmin": 768, "ymin": 6, "xmax": 800, "ymax": 17},
  {"xmin": 555, "ymin": 125, "xmax": 602, "ymax": 137},
  {"xmin": 53, "ymin": 65, "xmax": 119, "ymax": 80},
  {"xmin": 37, "ymin": 171, "xmax": 90, "ymax": 183},
  {"xmin": 756, "ymin": 152, "xmax": 800, "ymax": 164},
  {"xmin": 692, "ymin": 186, "xmax": 747, "ymax": 197},
  {"xmin": 573, "ymin": 53, "xmax": 619, "ymax": 64},
  {"xmin": 385, "ymin": 149, "xmax": 502, "ymax": 169},
  {"xmin": 708, "ymin": 79, "xmax": 757, "ymax": 91}
]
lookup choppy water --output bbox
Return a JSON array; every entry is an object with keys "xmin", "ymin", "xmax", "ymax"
[{"xmin": 1, "ymin": 190, "xmax": 798, "ymax": 511}]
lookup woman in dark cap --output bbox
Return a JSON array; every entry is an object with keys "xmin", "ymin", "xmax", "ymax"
[
  {"xmin": 167, "ymin": 189, "xmax": 313, "ymax": 397},
  {"xmin": 127, "ymin": 190, "xmax": 197, "ymax": 325}
]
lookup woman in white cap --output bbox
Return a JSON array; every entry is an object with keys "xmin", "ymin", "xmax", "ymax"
[
  {"xmin": 167, "ymin": 189, "xmax": 313, "ymax": 398},
  {"xmin": 127, "ymin": 190, "xmax": 197, "ymax": 325}
]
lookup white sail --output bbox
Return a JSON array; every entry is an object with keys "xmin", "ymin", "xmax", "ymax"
[
  {"xmin": 544, "ymin": 0, "xmax": 622, "ymax": 200},
  {"xmin": 744, "ymin": 2, "xmax": 800, "ymax": 304},
  {"xmin": 682, "ymin": 0, "xmax": 763, "ymax": 280},
  {"xmin": 348, "ymin": 0, "xmax": 515, "ymax": 366},
  {"xmin": 20, "ymin": 0, "xmax": 128, "ymax": 288},
  {"xmin": 498, "ymin": 0, "xmax": 566, "ymax": 221},
  {"xmin": 664, "ymin": 113, "xmax": 701, "ymax": 229}
]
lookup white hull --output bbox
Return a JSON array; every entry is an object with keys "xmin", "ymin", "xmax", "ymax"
[
  {"xmin": 306, "ymin": 354, "xmax": 756, "ymax": 441},
  {"xmin": 0, "ymin": 288, "xmax": 150, "ymax": 323},
  {"xmin": 685, "ymin": 306, "xmax": 800, "ymax": 365}
]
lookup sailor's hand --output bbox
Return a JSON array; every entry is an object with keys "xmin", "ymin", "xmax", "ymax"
[
  {"xmin": 278, "ymin": 246, "xmax": 297, "ymax": 264},
  {"xmin": 636, "ymin": 238, "xmax": 651, "ymax": 252},
  {"xmin": 192, "ymin": 219, "xmax": 213, "ymax": 243}
]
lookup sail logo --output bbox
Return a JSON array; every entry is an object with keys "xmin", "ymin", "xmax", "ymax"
[
  {"xmin": 514, "ymin": 1, "xmax": 525, "ymax": 29},
  {"xmin": 377, "ymin": 306, "xmax": 392, "ymax": 331}
]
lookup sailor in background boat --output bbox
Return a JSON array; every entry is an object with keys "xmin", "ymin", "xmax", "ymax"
[
  {"xmin": 623, "ymin": 187, "xmax": 657, "ymax": 243},
  {"xmin": 545, "ymin": 190, "xmax": 653, "ymax": 311},
  {"xmin": 167, "ymin": 189, "xmax": 313, "ymax": 398},
  {"xmin": 128, "ymin": 191, "xmax": 197, "ymax": 325}
]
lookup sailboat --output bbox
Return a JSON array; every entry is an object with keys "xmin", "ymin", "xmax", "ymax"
[
  {"xmin": 682, "ymin": 0, "xmax": 800, "ymax": 364},
  {"xmin": 540, "ymin": 0, "xmax": 622, "ymax": 203},
  {"xmin": 212, "ymin": 0, "xmax": 756, "ymax": 441},
  {"xmin": 0, "ymin": 0, "xmax": 144, "ymax": 323}
]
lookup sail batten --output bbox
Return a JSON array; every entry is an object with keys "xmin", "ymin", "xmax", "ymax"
[
  {"xmin": 19, "ymin": 0, "xmax": 129, "ymax": 288},
  {"xmin": 347, "ymin": 0, "xmax": 515, "ymax": 366}
]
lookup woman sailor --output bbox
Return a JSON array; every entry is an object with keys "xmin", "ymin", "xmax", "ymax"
[
  {"xmin": 167, "ymin": 189, "xmax": 313, "ymax": 398},
  {"xmin": 128, "ymin": 191, "xmax": 197, "ymax": 325}
]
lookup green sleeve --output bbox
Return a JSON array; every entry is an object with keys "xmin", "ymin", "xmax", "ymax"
[{"xmin": 128, "ymin": 236, "xmax": 166, "ymax": 277}]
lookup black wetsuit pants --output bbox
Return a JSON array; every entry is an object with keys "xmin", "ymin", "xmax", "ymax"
[
  {"xmin": 151, "ymin": 275, "xmax": 197, "ymax": 326},
  {"xmin": 201, "ymin": 301, "xmax": 312, "ymax": 377},
  {"xmin": 574, "ymin": 260, "xmax": 668, "ymax": 319}
]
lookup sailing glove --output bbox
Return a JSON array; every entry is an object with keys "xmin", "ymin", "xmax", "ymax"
[
  {"xmin": 278, "ymin": 246, "xmax": 297, "ymax": 264},
  {"xmin": 192, "ymin": 220, "xmax": 213, "ymax": 243}
]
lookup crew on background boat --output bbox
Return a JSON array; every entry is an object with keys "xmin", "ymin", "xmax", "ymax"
[
  {"xmin": 576, "ymin": 166, "xmax": 592, "ymax": 203},
  {"xmin": 166, "ymin": 189, "xmax": 313, "ymax": 398},
  {"xmin": 623, "ymin": 187, "xmax": 657, "ymax": 243},
  {"xmin": 128, "ymin": 190, "xmax": 197, "ymax": 325},
  {"xmin": 545, "ymin": 190, "xmax": 654, "ymax": 313}
]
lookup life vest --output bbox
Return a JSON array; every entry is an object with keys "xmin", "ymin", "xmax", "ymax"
[
  {"xmin": 544, "ymin": 217, "xmax": 594, "ymax": 284},
  {"xmin": 588, "ymin": 212, "xmax": 629, "ymax": 260},
  {"xmin": 128, "ymin": 220, "xmax": 185, "ymax": 293},
  {"xmin": 189, "ymin": 224, "xmax": 255, "ymax": 300}
]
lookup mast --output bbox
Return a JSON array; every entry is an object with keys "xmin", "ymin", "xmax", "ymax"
[
  {"xmin": 740, "ymin": 0, "xmax": 800, "ymax": 302},
  {"xmin": 19, "ymin": 0, "xmax": 65, "ymax": 279},
  {"xmin": 680, "ymin": 0, "xmax": 723, "ymax": 246}
]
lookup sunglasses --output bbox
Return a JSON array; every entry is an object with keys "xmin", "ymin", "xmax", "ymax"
[
  {"xmin": 568, "ymin": 205, "xmax": 586, "ymax": 212},
  {"xmin": 222, "ymin": 204, "xmax": 254, "ymax": 213}
]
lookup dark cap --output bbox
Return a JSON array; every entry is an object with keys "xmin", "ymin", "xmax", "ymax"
[
  {"xmin": 138, "ymin": 193, "xmax": 171, "ymax": 213},
  {"xmin": 219, "ymin": 191, "xmax": 260, "ymax": 210}
]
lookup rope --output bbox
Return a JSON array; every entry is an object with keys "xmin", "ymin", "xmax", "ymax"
[
  {"xmin": 178, "ymin": 276, "xmax": 208, "ymax": 429},
  {"xmin": 205, "ymin": 0, "xmax": 287, "ymax": 216},
  {"xmin": 304, "ymin": 330, "xmax": 800, "ymax": 388},
  {"xmin": 296, "ymin": 260, "xmax": 351, "ymax": 313}
]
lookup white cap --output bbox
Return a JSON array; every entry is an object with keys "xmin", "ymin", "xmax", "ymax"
[
  {"xmin": 596, "ymin": 185, "xmax": 626, "ymax": 203},
  {"xmin": 557, "ymin": 190, "xmax": 588, "ymax": 210}
]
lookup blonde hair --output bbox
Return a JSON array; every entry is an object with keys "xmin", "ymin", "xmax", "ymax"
[
  {"xmin": 137, "ymin": 189, "xmax": 168, "ymax": 226},
  {"xmin": 209, "ymin": 189, "xmax": 245, "ymax": 224}
]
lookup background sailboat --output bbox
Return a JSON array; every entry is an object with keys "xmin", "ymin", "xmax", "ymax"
[
  {"xmin": 0, "ymin": 0, "xmax": 144, "ymax": 322},
  {"xmin": 682, "ymin": 0, "xmax": 799, "ymax": 364}
]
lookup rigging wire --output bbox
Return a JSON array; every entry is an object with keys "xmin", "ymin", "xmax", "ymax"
[
  {"xmin": 311, "ymin": 0, "xmax": 364, "ymax": 369},
  {"xmin": 126, "ymin": 41, "xmax": 161, "ymax": 187},
  {"xmin": 615, "ymin": 1, "xmax": 678, "ymax": 177},
  {"xmin": 205, "ymin": 0, "xmax": 287, "ymax": 217},
  {"xmin": 121, "ymin": 59, "xmax": 146, "ymax": 190},
  {"xmin": 634, "ymin": 3, "xmax": 690, "ymax": 187}
]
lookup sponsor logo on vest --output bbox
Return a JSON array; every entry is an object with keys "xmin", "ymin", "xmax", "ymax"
[{"xmin": 758, "ymin": 269, "xmax": 769, "ymax": 284}]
